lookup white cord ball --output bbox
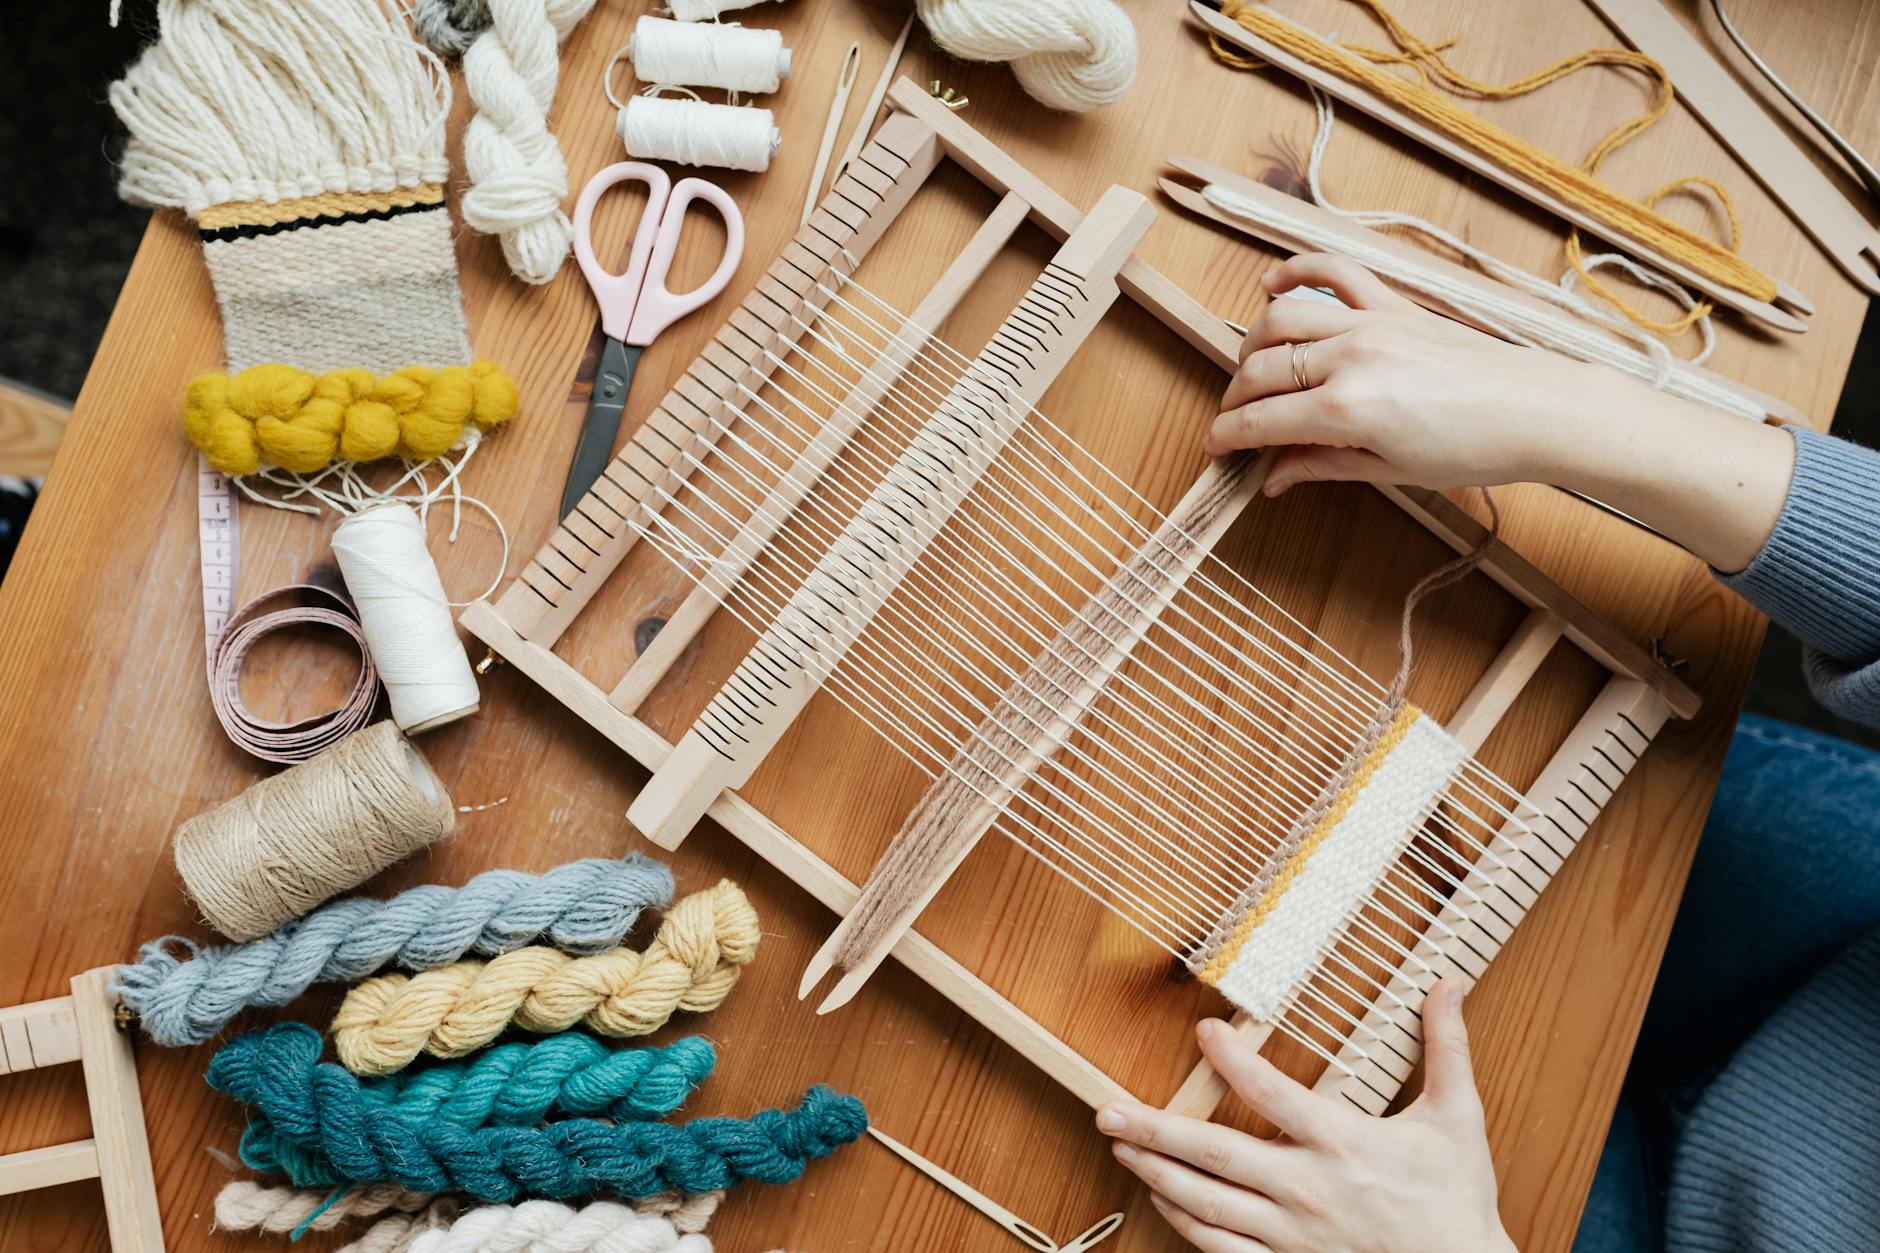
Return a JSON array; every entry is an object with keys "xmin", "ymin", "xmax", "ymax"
[{"xmin": 914, "ymin": 0, "xmax": 1138, "ymax": 112}]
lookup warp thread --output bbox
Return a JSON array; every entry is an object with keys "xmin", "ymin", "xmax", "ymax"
[
  {"xmin": 1210, "ymin": 0, "xmax": 1776, "ymax": 322},
  {"xmin": 629, "ymin": 16, "xmax": 791, "ymax": 95},
  {"xmin": 209, "ymin": 1023, "xmax": 716, "ymax": 1133},
  {"xmin": 208, "ymin": 579, "xmax": 380, "ymax": 765},
  {"xmin": 173, "ymin": 722, "xmax": 456, "ymax": 942},
  {"xmin": 458, "ymin": 0, "xmax": 601, "ymax": 285},
  {"xmin": 185, "ymin": 362, "xmax": 519, "ymax": 479},
  {"xmin": 333, "ymin": 504, "xmax": 481, "ymax": 734},
  {"xmin": 618, "ymin": 95, "xmax": 781, "ymax": 173},
  {"xmin": 234, "ymin": 1083, "xmax": 868, "ymax": 1200},
  {"xmin": 408, "ymin": 1198, "xmax": 718, "ymax": 1253},
  {"xmin": 914, "ymin": 0, "xmax": 1138, "ymax": 112},
  {"xmin": 332, "ymin": 880, "xmax": 761, "ymax": 1075},
  {"xmin": 116, "ymin": 853, "xmax": 672, "ymax": 1047},
  {"xmin": 214, "ymin": 1180, "xmax": 721, "ymax": 1244}
]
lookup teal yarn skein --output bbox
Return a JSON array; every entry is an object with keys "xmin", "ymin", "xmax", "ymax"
[
  {"xmin": 226, "ymin": 1084, "xmax": 868, "ymax": 1201},
  {"xmin": 208, "ymin": 1023, "xmax": 715, "ymax": 1134}
]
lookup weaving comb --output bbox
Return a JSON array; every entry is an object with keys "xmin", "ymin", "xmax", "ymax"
[{"xmin": 462, "ymin": 79, "xmax": 1699, "ymax": 1119}]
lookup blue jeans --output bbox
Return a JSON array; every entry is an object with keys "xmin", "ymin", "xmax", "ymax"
[{"xmin": 1572, "ymin": 715, "xmax": 1880, "ymax": 1252}]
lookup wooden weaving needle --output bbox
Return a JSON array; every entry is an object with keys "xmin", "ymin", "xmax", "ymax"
[
  {"xmin": 830, "ymin": 13, "xmax": 916, "ymax": 194},
  {"xmin": 866, "ymin": 1127, "xmax": 1058, "ymax": 1251},
  {"xmin": 802, "ymin": 42, "xmax": 862, "ymax": 228}
]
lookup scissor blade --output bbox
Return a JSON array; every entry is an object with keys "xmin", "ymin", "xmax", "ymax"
[{"xmin": 560, "ymin": 338, "xmax": 643, "ymax": 520}]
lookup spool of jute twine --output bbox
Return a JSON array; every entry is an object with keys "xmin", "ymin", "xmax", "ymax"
[{"xmin": 175, "ymin": 722, "xmax": 455, "ymax": 941}]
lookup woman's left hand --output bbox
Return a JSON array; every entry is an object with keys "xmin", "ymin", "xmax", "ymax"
[{"xmin": 1097, "ymin": 978, "xmax": 1516, "ymax": 1253}]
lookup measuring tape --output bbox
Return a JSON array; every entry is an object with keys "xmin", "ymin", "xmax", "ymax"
[{"xmin": 197, "ymin": 454, "xmax": 239, "ymax": 672}]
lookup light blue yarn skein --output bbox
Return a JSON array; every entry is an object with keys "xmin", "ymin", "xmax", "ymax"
[{"xmin": 116, "ymin": 854, "xmax": 674, "ymax": 1046}]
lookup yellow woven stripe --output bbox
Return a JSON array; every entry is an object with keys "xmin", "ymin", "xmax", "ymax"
[
  {"xmin": 197, "ymin": 183, "xmax": 446, "ymax": 230},
  {"xmin": 1200, "ymin": 704, "xmax": 1423, "ymax": 986}
]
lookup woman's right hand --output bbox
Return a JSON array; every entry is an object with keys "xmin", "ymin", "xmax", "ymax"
[{"xmin": 1214, "ymin": 253, "xmax": 1796, "ymax": 573}]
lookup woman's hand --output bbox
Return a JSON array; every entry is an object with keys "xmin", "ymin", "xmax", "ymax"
[
  {"xmin": 1097, "ymin": 978, "xmax": 1516, "ymax": 1253},
  {"xmin": 1213, "ymin": 253, "xmax": 1795, "ymax": 573}
]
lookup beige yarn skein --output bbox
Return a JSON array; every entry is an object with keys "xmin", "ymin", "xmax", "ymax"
[{"xmin": 174, "ymin": 721, "xmax": 455, "ymax": 941}]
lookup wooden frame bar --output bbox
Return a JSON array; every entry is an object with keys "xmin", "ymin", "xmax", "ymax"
[
  {"xmin": 0, "ymin": 969, "xmax": 164, "ymax": 1251},
  {"xmin": 463, "ymin": 80, "xmax": 1700, "ymax": 1118}
]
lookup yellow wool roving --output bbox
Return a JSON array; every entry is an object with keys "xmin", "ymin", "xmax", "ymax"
[
  {"xmin": 184, "ymin": 360, "xmax": 520, "ymax": 477},
  {"xmin": 331, "ymin": 880, "xmax": 762, "ymax": 1076}
]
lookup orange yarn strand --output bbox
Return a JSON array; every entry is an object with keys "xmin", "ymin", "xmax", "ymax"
[{"xmin": 1211, "ymin": 0, "xmax": 1775, "ymax": 324}]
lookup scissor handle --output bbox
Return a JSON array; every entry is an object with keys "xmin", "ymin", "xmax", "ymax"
[
  {"xmin": 573, "ymin": 162, "xmax": 670, "ymax": 342},
  {"xmin": 624, "ymin": 177, "xmax": 745, "ymax": 346}
]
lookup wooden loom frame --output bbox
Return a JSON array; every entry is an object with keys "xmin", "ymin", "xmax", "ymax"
[
  {"xmin": 0, "ymin": 969, "xmax": 164, "ymax": 1251},
  {"xmin": 461, "ymin": 78, "xmax": 1701, "ymax": 1120}
]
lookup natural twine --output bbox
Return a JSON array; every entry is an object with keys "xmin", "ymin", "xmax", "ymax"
[{"xmin": 174, "ymin": 722, "xmax": 455, "ymax": 941}]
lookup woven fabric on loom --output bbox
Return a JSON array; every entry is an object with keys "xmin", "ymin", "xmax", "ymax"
[{"xmin": 1197, "ymin": 706, "xmax": 1464, "ymax": 1020}]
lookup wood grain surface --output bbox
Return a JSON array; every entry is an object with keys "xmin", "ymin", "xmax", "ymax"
[{"xmin": 1, "ymin": 2, "xmax": 1875, "ymax": 1251}]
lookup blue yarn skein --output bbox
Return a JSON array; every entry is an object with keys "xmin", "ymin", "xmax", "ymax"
[
  {"xmin": 233, "ymin": 1085, "xmax": 868, "ymax": 1201},
  {"xmin": 116, "ymin": 854, "xmax": 673, "ymax": 1046},
  {"xmin": 208, "ymin": 1023, "xmax": 715, "ymax": 1132}
]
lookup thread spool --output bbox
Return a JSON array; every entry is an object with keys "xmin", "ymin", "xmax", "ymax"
[
  {"xmin": 619, "ymin": 95, "xmax": 780, "ymax": 172},
  {"xmin": 629, "ymin": 15, "xmax": 791, "ymax": 94},
  {"xmin": 174, "ymin": 722, "xmax": 456, "ymax": 941},
  {"xmin": 667, "ymin": 0, "xmax": 781, "ymax": 21},
  {"xmin": 332, "ymin": 503, "xmax": 480, "ymax": 734}
]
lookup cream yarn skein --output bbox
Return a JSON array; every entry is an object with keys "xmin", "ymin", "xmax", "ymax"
[
  {"xmin": 173, "ymin": 722, "xmax": 455, "ymax": 941},
  {"xmin": 460, "ymin": 0, "xmax": 599, "ymax": 285},
  {"xmin": 914, "ymin": 0, "xmax": 1138, "ymax": 112}
]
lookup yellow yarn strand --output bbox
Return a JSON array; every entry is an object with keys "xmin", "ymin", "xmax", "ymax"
[
  {"xmin": 184, "ymin": 360, "xmax": 520, "ymax": 477},
  {"xmin": 1211, "ymin": 0, "xmax": 1772, "ymax": 334},
  {"xmin": 331, "ymin": 881, "xmax": 761, "ymax": 1076}
]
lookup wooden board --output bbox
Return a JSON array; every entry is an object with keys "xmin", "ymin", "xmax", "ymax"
[{"xmin": 0, "ymin": 1, "xmax": 1873, "ymax": 1249}]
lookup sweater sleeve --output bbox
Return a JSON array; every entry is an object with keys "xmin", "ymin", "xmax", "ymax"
[{"xmin": 1719, "ymin": 425, "xmax": 1880, "ymax": 728}]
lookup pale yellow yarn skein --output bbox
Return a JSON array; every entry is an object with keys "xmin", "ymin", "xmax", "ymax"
[
  {"xmin": 332, "ymin": 880, "xmax": 761, "ymax": 1075},
  {"xmin": 173, "ymin": 722, "xmax": 455, "ymax": 942}
]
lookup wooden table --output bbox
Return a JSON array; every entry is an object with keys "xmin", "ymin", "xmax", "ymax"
[{"xmin": 3, "ymin": 2, "xmax": 1875, "ymax": 1249}]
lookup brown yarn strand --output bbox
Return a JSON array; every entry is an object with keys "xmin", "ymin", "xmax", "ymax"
[{"xmin": 173, "ymin": 721, "xmax": 455, "ymax": 940}]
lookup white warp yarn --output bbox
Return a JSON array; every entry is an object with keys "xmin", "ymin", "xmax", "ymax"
[
  {"xmin": 667, "ymin": 0, "xmax": 780, "ymax": 20},
  {"xmin": 630, "ymin": 15, "xmax": 790, "ymax": 94},
  {"xmin": 914, "ymin": 0, "xmax": 1137, "ymax": 112},
  {"xmin": 332, "ymin": 503, "xmax": 480, "ymax": 734},
  {"xmin": 460, "ymin": 0, "xmax": 598, "ymax": 285}
]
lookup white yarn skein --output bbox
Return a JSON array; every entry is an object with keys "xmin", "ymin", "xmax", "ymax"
[
  {"xmin": 667, "ymin": 0, "xmax": 780, "ymax": 21},
  {"xmin": 630, "ymin": 16, "xmax": 791, "ymax": 94},
  {"xmin": 914, "ymin": 0, "xmax": 1137, "ymax": 112},
  {"xmin": 459, "ymin": 0, "xmax": 598, "ymax": 285},
  {"xmin": 406, "ymin": 1199, "xmax": 714, "ymax": 1253},
  {"xmin": 620, "ymin": 96, "xmax": 780, "ymax": 172},
  {"xmin": 331, "ymin": 504, "xmax": 480, "ymax": 734}
]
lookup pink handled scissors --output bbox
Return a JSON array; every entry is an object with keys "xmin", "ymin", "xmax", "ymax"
[{"xmin": 561, "ymin": 162, "xmax": 745, "ymax": 518}]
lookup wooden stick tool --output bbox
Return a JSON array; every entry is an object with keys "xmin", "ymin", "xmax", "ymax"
[{"xmin": 802, "ymin": 42, "xmax": 862, "ymax": 228}]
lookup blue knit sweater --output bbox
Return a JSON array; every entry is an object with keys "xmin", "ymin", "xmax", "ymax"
[{"xmin": 1665, "ymin": 426, "xmax": 1880, "ymax": 1253}]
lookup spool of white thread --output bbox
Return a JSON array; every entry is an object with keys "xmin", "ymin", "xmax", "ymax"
[
  {"xmin": 630, "ymin": 15, "xmax": 791, "ymax": 94},
  {"xmin": 331, "ymin": 503, "xmax": 480, "ymax": 734},
  {"xmin": 619, "ymin": 95, "xmax": 780, "ymax": 172},
  {"xmin": 667, "ymin": 0, "xmax": 781, "ymax": 21}
]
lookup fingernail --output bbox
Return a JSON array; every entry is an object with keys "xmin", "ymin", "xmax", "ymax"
[
  {"xmin": 1096, "ymin": 1106, "xmax": 1126, "ymax": 1133},
  {"xmin": 1197, "ymin": 1018, "xmax": 1218, "ymax": 1040},
  {"xmin": 1114, "ymin": 1142, "xmax": 1137, "ymax": 1165},
  {"xmin": 1148, "ymin": 1190, "xmax": 1169, "ymax": 1210}
]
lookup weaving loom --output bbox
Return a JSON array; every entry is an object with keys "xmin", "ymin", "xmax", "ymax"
[{"xmin": 462, "ymin": 79, "xmax": 1700, "ymax": 1120}]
